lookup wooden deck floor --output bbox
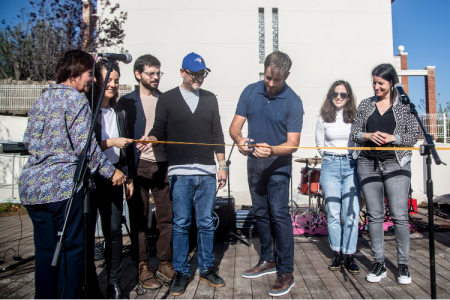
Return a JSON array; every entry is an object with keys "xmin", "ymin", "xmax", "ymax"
[{"xmin": 1, "ymin": 208, "xmax": 450, "ymax": 299}]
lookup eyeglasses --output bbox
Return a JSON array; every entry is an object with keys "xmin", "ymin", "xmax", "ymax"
[
  {"xmin": 331, "ymin": 92, "xmax": 348, "ymax": 99},
  {"xmin": 142, "ymin": 71, "xmax": 164, "ymax": 78},
  {"xmin": 184, "ymin": 69, "xmax": 209, "ymax": 79}
]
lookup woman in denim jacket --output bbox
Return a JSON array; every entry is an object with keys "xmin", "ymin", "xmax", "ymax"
[
  {"xmin": 315, "ymin": 80, "xmax": 361, "ymax": 275},
  {"xmin": 351, "ymin": 64, "xmax": 419, "ymax": 285}
]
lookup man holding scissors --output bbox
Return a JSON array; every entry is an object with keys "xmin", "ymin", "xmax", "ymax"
[{"xmin": 230, "ymin": 51, "xmax": 303, "ymax": 297}]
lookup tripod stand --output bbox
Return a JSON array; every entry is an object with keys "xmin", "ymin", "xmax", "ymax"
[
  {"xmin": 51, "ymin": 59, "xmax": 119, "ymax": 298},
  {"xmin": 222, "ymin": 142, "xmax": 249, "ymax": 246},
  {"xmin": 396, "ymin": 83, "xmax": 446, "ymax": 299}
]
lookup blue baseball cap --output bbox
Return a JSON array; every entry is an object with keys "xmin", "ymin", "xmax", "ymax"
[{"xmin": 182, "ymin": 52, "xmax": 211, "ymax": 72}]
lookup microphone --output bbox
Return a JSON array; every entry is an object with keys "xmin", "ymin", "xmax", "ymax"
[
  {"xmin": 394, "ymin": 83, "xmax": 410, "ymax": 105},
  {"xmin": 97, "ymin": 53, "xmax": 132, "ymax": 64}
]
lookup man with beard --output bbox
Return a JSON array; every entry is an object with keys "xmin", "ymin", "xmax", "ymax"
[
  {"xmin": 137, "ymin": 52, "xmax": 227, "ymax": 296},
  {"xmin": 118, "ymin": 54, "xmax": 173, "ymax": 290},
  {"xmin": 230, "ymin": 51, "xmax": 303, "ymax": 297}
]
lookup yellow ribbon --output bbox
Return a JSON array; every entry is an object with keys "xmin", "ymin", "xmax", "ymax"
[{"xmin": 133, "ymin": 140, "xmax": 450, "ymax": 151}]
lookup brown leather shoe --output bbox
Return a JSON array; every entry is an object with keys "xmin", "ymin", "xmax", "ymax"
[
  {"xmin": 157, "ymin": 260, "xmax": 175, "ymax": 282},
  {"xmin": 269, "ymin": 273, "xmax": 295, "ymax": 297},
  {"xmin": 138, "ymin": 261, "xmax": 161, "ymax": 290},
  {"xmin": 242, "ymin": 260, "xmax": 277, "ymax": 278}
]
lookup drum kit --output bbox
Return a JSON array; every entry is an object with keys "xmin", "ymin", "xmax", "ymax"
[{"xmin": 291, "ymin": 156, "xmax": 327, "ymax": 231}]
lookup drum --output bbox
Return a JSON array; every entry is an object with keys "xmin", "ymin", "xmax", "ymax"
[{"xmin": 300, "ymin": 167, "xmax": 321, "ymax": 195}]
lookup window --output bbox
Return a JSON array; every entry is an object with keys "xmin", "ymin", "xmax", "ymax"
[
  {"xmin": 272, "ymin": 8, "xmax": 278, "ymax": 51},
  {"xmin": 259, "ymin": 8, "xmax": 265, "ymax": 64}
]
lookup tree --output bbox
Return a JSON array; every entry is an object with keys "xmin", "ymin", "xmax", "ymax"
[
  {"xmin": 84, "ymin": 0, "xmax": 128, "ymax": 54},
  {"xmin": 0, "ymin": 0, "xmax": 128, "ymax": 82}
]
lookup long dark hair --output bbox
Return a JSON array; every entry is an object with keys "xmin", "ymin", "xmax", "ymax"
[
  {"xmin": 372, "ymin": 63, "xmax": 399, "ymax": 103},
  {"xmin": 320, "ymin": 80, "xmax": 357, "ymax": 124},
  {"xmin": 90, "ymin": 59, "xmax": 121, "ymax": 108}
]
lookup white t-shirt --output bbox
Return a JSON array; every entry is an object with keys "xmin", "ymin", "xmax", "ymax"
[
  {"xmin": 315, "ymin": 110, "xmax": 355, "ymax": 157},
  {"xmin": 168, "ymin": 87, "xmax": 216, "ymax": 176},
  {"xmin": 100, "ymin": 108, "xmax": 120, "ymax": 164}
]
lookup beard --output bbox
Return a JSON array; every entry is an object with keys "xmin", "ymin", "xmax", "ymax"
[{"xmin": 141, "ymin": 79, "xmax": 159, "ymax": 91}]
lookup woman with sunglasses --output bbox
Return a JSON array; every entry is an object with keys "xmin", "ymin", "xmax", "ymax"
[
  {"xmin": 88, "ymin": 59, "xmax": 134, "ymax": 299},
  {"xmin": 351, "ymin": 64, "xmax": 418, "ymax": 284},
  {"xmin": 315, "ymin": 80, "xmax": 361, "ymax": 275}
]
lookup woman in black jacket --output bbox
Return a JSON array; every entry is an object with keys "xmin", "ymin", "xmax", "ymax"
[
  {"xmin": 89, "ymin": 59, "xmax": 134, "ymax": 298},
  {"xmin": 351, "ymin": 64, "xmax": 419, "ymax": 285}
]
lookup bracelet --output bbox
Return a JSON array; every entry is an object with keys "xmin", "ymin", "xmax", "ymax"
[{"xmin": 218, "ymin": 166, "xmax": 228, "ymax": 171}]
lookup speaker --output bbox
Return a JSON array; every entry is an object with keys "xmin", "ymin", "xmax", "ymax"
[
  {"xmin": 147, "ymin": 196, "xmax": 236, "ymax": 237},
  {"xmin": 214, "ymin": 196, "xmax": 236, "ymax": 235}
]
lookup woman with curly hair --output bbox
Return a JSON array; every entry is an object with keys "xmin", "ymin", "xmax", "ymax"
[
  {"xmin": 351, "ymin": 64, "xmax": 419, "ymax": 284},
  {"xmin": 315, "ymin": 80, "xmax": 361, "ymax": 275}
]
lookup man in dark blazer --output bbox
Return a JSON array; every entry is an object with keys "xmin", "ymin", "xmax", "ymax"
[{"xmin": 118, "ymin": 54, "xmax": 173, "ymax": 290}]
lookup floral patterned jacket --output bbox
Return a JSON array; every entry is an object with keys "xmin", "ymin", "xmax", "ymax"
[
  {"xmin": 351, "ymin": 96, "xmax": 419, "ymax": 167},
  {"xmin": 19, "ymin": 84, "xmax": 116, "ymax": 205}
]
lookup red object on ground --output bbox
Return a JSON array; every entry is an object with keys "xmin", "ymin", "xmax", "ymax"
[{"xmin": 408, "ymin": 198, "xmax": 417, "ymax": 214}]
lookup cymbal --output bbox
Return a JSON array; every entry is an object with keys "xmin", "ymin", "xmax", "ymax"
[{"xmin": 294, "ymin": 157, "xmax": 323, "ymax": 164}]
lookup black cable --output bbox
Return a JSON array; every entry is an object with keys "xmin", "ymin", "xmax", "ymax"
[{"xmin": 0, "ymin": 248, "xmax": 16, "ymax": 260}]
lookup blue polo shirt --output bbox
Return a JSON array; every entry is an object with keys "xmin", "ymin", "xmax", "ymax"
[{"xmin": 236, "ymin": 80, "xmax": 303, "ymax": 154}]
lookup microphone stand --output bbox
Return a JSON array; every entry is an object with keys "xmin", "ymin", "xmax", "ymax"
[
  {"xmin": 402, "ymin": 97, "xmax": 446, "ymax": 299},
  {"xmin": 51, "ymin": 59, "xmax": 117, "ymax": 299},
  {"xmin": 223, "ymin": 142, "xmax": 249, "ymax": 246}
]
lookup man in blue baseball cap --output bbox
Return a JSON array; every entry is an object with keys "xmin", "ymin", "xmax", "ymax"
[{"xmin": 137, "ymin": 52, "xmax": 227, "ymax": 296}]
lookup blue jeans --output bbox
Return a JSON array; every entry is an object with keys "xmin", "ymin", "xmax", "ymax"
[
  {"xmin": 320, "ymin": 154, "xmax": 361, "ymax": 255},
  {"xmin": 170, "ymin": 175, "xmax": 216, "ymax": 276},
  {"xmin": 248, "ymin": 155, "xmax": 294, "ymax": 275}
]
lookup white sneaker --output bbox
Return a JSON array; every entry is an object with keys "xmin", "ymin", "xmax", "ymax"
[
  {"xmin": 366, "ymin": 262, "xmax": 387, "ymax": 283},
  {"xmin": 398, "ymin": 264, "xmax": 412, "ymax": 284}
]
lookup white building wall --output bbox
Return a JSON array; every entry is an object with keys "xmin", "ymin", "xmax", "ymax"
[
  {"xmin": 116, "ymin": 0, "xmax": 397, "ymax": 195},
  {"xmin": 119, "ymin": 0, "xmax": 394, "ymax": 111}
]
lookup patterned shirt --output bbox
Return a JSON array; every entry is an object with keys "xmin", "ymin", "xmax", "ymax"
[{"xmin": 19, "ymin": 84, "xmax": 116, "ymax": 205}]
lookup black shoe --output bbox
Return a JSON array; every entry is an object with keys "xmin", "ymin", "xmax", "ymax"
[
  {"xmin": 107, "ymin": 284, "xmax": 122, "ymax": 299},
  {"xmin": 170, "ymin": 271, "xmax": 189, "ymax": 296},
  {"xmin": 345, "ymin": 255, "xmax": 360, "ymax": 275},
  {"xmin": 328, "ymin": 252, "xmax": 343, "ymax": 271},
  {"xmin": 200, "ymin": 268, "xmax": 225, "ymax": 288},
  {"xmin": 366, "ymin": 262, "xmax": 387, "ymax": 283},
  {"xmin": 398, "ymin": 264, "xmax": 412, "ymax": 284}
]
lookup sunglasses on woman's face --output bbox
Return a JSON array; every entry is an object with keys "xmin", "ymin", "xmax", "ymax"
[{"xmin": 331, "ymin": 92, "xmax": 348, "ymax": 99}]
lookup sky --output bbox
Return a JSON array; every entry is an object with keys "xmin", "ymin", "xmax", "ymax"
[
  {"xmin": 0, "ymin": 0, "xmax": 448, "ymax": 113},
  {"xmin": 392, "ymin": 0, "xmax": 450, "ymax": 113}
]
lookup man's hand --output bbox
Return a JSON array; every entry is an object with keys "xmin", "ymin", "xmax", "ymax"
[
  {"xmin": 237, "ymin": 137, "xmax": 253, "ymax": 156},
  {"xmin": 125, "ymin": 179, "xmax": 134, "ymax": 200},
  {"xmin": 110, "ymin": 169, "xmax": 127, "ymax": 186},
  {"xmin": 253, "ymin": 143, "xmax": 272, "ymax": 159},
  {"xmin": 217, "ymin": 169, "xmax": 227, "ymax": 189},
  {"xmin": 136, "ymin": 136, "xmax": 157, "ymax": 152}
]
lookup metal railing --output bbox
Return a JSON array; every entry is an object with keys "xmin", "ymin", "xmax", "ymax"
[
  {"xmin": 0, "ymin": 84, "xmax": 134, "ymax": 112},
  {"xmin": 419, "ymin": 113, "xmax": 449, "ymax": 143},
  {"xmin": 0, "ymin": 153, "xmax": 29, "ymax": 200}
]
